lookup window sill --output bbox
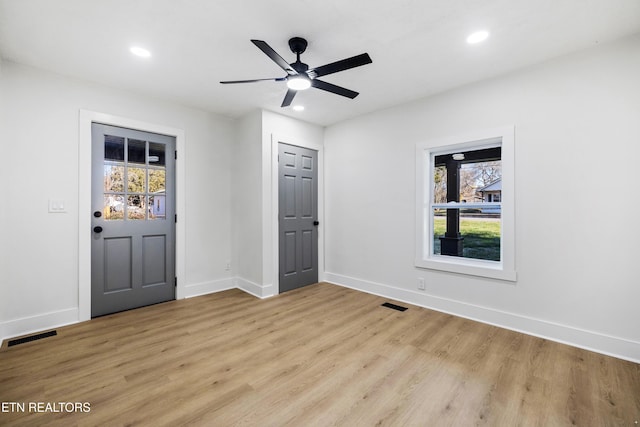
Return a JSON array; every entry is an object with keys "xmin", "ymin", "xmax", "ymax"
[{"xmin": 416, "ymin": 256, "xmax": 517, "ymax": 282}]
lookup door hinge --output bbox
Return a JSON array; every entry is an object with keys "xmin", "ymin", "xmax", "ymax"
[
  {"xmin": 175, "ymin": 277, "xmax": 177, "ymax": 287},
  {"xmin": 175, "ymin": 214, "xmax": 177, "ymax": 223},
  {"xmin": 174, "ymin": 151, "xmax": 177, "ymax": 160}
]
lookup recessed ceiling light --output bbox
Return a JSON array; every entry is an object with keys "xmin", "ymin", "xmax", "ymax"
[
  {"xmin": 466, "ymin": 31, "xmax": 489, "ymax": 44},
  {"xmin": 292, "ymin": 105, "xmax": 305, "ymax": 112},
  {"xmin": 130, "ymin": 46, "xmax": 151, "ymax": 58}
]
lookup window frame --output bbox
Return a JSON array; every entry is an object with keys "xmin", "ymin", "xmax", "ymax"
[{"xmin": 415, "ymin": 126, "xmax": 516, "ymax": 281}]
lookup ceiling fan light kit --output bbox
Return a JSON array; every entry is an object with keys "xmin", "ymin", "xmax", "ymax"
[
  {"xmin": 220, "ymin": 37, "xmax": 372, "ymax": 108},
  {"xmin": 287, "ymin": 75, "xmax": 311, "ymax": 91}
]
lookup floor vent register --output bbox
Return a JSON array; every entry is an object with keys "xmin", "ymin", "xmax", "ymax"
[
  {"xmin": 381, "ymin": 302, "xmax": 408, "ymax": 312},
  {"xmin": 7, "ymin": 330, "xmax": 57, "ymax": 347}
]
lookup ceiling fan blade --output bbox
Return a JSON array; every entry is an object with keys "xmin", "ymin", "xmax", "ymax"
[
  {"xmin": 311, "ymin": 79, "xmax": 359, "ymax": 99},
  {"xmin": 220, "ymin": 77, "xmax": 286, "ymax": 84},
  {"xmin": 251, "ymin": 40, "xmax": 296, "ymax": 74},
  {"xmin": 308, "ymin": 53, "xmax": 372, "ymax": 78},
  {"xmin": 281, "ymin": 88, "xmax": 297, "ymax": 107}
]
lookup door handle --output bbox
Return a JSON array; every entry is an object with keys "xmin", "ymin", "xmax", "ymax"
[
  {"xmin": 313, "ymin": 221, "xmax": 319, "ymax": 226},
  {"xmin": 93, "ymin": 226, "xmax": 103, "ymax": 233}
]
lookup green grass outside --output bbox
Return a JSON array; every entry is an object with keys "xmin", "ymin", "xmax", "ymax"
[{"xmin": 433, "ymin": 217, "xmax": 501, "ymax": 261}]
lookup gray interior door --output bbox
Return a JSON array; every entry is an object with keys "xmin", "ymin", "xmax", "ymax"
[
  {"xmin": 91, "ymin": 123, "xmax": 176, "ymax": 317},
  {"xmin": 279, "ymin": 143, "xmax": 318, "ymax": 293}
]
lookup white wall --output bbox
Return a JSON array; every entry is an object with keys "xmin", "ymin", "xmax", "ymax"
[
  {"xmin": 0, "ymin": 55, "xmax": 7, "ymax": 336},
  {"xmin": 3, "ymin": 34, "xmax": 638, "ymax": 362},
  {"xmin": 231, "ymin": 110, "xmax": 324, "ymax": 297},
  {"xmin": 0, "ymin": 61, "xmax": 234, "ymax": 338},
  {"xmin": 232, "ymin": 110, "xmax": 263, "ymax": 288},
  {"xmin": 0, "ymin": 60, "xmax": 323, "ymax": 337},
  {"xmin": 261, "ymin": 111, "xmax": 324, "ymax": 295},
  {"xmin": 323, "ymin": 34, "xmax": 640, "ymax": 362}
]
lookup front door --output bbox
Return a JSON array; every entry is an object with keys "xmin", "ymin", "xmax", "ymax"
[
  {"xmin": 278, "ymin": 143, "xmax": 318, "ymax": 293},
  {"xmin": 91, "ymin": 123, "xmax": 176, "ymax": 317}
]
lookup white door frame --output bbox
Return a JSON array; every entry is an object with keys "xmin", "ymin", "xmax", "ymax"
[
  {"xmin": 270, "ymin": 133, "xmax": 324, "ymax": 296},
  {"xmin": 78, "ymin": 110, "xmax": 186, "ymax": 321}
]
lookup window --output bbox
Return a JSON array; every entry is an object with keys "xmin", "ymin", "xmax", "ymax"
[{"xmin": 415, "ymin": 127, "xmax": 516, "ymax": 281}]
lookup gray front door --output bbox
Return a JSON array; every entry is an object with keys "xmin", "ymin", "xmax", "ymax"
[
  {"xmin": 91, "ymin": 123, "xmax": 175, "ymax": 317},
  {"xmin": 279, "ymin": 143, "xmax": 318, "ymax": 293}
]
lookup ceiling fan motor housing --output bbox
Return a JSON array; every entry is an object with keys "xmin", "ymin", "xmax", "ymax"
[
  {"xmin": 288, "ymin": 37, "xmax": 309, "ymax": 73},
  {"xmin": 288, "ymin": 37, "xmax": 308, "ymax": 55},
  {"xmin": 291, "ymin": 62, "xmax": 309, "ymax": 73}
]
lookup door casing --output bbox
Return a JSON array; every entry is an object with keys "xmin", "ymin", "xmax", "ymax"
[
  {"xmin": 270, "ymin": 134, "xmax": 324, "ymax": 296},
  {"xmin": 79, "ymin": 110, "xmax": 186, "ymax": 322}
]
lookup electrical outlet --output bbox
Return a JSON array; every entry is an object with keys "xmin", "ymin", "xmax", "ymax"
[
  {"xmin": 417, "ymin": 278, "xmax": 425, "ymax": 290},
  {"xmin": 225, "ymin": 261, "xmax": 231, "ymax": 271}
]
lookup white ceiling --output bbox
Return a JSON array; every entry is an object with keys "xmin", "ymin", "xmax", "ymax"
[{"xmin": 1, "ymin": 0, "xmax": 639, "ymax": 126}]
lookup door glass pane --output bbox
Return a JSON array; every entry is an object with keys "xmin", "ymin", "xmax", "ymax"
[
  {"xmin": 148, "ymin": 140, "xmax": 166, "ymax": 221},
  {"xmin": 104, "ymin": 135, "xmax": 125, "ymax": 161},
  {"xmin": 104, "ymin": 165, "xmax": 124, "ymax": 192},
  {"xmin": 103, "ymin": 194, "xmax": 124, "ymax": 220},
  {"xmin": 149, "ymin": 194, "xmax": 166, "ymax": 220},
  {"xmin": 128, "ymin": 167, "xmax": 146, "ymax": 193},
  {"xmin": 128, "ymin": 139, "xmax": 146, "ymax": 165},
  {"xmin": 127, "ymin": 195, "xmax": 146, "ymax": 220},
  {"xmin": 100, "ymin": 135, "xmax": 170, "ymax": 222},
  {"xmin": 148, "ymin": 169, "xmax": 165, "ymax": 193},
  {"xmin": 149, "ymin": 142, "xmax": 166, "ymax": 166}
]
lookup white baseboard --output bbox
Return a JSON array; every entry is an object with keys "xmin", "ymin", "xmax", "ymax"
[
  {"xmin": 235, "ymin": 277, "xmax": 275, "ymax": 299},
  {"xmin": 1, "ymin": 308, "xmax": 79, "ymax": 343},
  {"xmin": 183, "ymin": 277, "xmax": 235, "ymax": 299},
  {"xmin": 5, "ymin": 274, "xmax": 637, "ymax": 363},
  {"xmin": 185, "ymin": 277, "xmax": 276, "ymax": 299},
  {"xmin": 1, "ymin": 277, "xmax": 274, "ymax": 342},
  {"xmin": 324, "ymin": 272, "xmax": 640, "ymax": 364}
]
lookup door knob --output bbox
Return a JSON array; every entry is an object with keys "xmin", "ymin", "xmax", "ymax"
[
  {"xmin": 93, "ymin": 226, "xmax": 103, "ymax": 233},
  {"xmin": 93, "ymin": 211, "xmax": 102, "ymax": 218},
  {"xmin": 313, "ymin": 221, "xmax": 320, "ymax": 226}
]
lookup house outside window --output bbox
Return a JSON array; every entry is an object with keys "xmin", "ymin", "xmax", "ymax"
[
  {"xmin": 479, "ymin": 179, "xmax": 501, "ymax": 204},
  {"xmin": 415, "ymin": 127, "xmax": 516, "ymax": 281}
]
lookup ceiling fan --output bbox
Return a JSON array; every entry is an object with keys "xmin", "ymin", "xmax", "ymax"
[{"xmin": 220, "ymin": 37, "xmax": 372, "ymax": 107}]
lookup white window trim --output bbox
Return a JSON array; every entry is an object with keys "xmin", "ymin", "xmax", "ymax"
[{"xmin": 415, "ymin": 126, "xmax": 516, "ymax": 282}]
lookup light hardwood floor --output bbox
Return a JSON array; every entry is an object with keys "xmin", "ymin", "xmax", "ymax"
[{"xmin": 1, "ymin": 283, "xmax": 639, "ymax": 426}]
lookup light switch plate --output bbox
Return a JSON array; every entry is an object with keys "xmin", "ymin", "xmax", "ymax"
[{"xmin": 48, "ymin": 199, "xmax": 67, "ymax": 213}]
